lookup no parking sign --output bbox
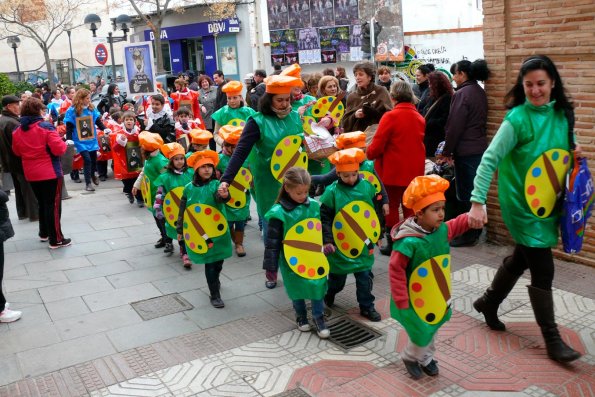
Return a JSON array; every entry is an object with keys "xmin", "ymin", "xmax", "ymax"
[{"xmin": 95, "ymin": 44, "xmax": 108, "ymax": 65}]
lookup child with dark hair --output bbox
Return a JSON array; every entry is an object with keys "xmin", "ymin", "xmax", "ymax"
[
  {"xmin": 174, "ymin": 108, "xmax": 203, "ymax": 141},
  {"xmin": 111, "ymin": 111, "xmax": 144, "ymax": 206},
  {"xmin": 144, "ymin": 94, "xmax": 175, "ymax": 143}
]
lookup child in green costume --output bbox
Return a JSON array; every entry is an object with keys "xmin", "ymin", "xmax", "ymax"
[
  {"xmin": 153, "ymin": 143, "xmax": 194, "ymax": 267},
  {"xmin": 390, "ymin": 175, "xmax": 478, "ymax": 379},
  {"xmin": 177, "ymin": 150, "xmax": 232, "ymax": 308},
  {"xmin": 264, "ymin": 167, "xmax": 330, "ymax": 338},
  {"xmin": 211, "ymin": 80, "xmax": 256, "ymax": 146}
]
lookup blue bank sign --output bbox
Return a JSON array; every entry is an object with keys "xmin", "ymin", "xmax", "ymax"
[{"xmin": 144, "ymin": 18, "xmax": 241, "ymax": 41}]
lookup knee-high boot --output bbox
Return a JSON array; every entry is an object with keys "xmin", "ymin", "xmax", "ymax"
[
  {"xmin": 473, "ymin": 257, "xmax": 522, "ymax": 331},
  {"xmin": 527, "ymin": 285, "xmax": 581, "ymax": 363},
  {"xmin": 233, "ymin": 230, "xmax": 246, "ymax": 257}
]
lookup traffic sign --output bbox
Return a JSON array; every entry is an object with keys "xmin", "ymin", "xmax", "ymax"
[{"xmin": 95, "ymin": 44, "xmax": 108, "ymax": 65}]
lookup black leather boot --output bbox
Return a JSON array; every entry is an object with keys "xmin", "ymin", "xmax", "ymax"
[
  {"xmin": 473, "ymin": 257, "xmax": 521, "ymax": 331},
  {"xmin": 527, "ymin": 286, "xmax": 581, "ymax": 363},
  {"xmin": 208, "ymin": 280, "xmax": 224, "ymax": 308}
]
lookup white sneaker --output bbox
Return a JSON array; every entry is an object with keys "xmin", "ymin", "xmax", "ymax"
[{"xmin": 0, "ymin": 308, "xmax": 22, "ymax": 323}]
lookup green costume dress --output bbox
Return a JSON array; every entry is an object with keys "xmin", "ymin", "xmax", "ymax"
[
  {"xmin": 297, "ymin": 95, "xmax": 331, "ymax": 176},
  {"xmin": 390, "ymin": 222, "xmax": 452, "ymax": 347},
  {"xmin": 250, "ymin": 112, "xmax": 305, "ymax": 218},
  {"xmin": 217, "ymin": 153, "xmax": 251, "ymax": 222},
  {"xmin": 155, "ymin": 169, "xmax": 194, "ymax": 240},
  {"xmin": 211, "ymin": 105, "xmax": 256, "ymax": 128},
  {"xmin": 471, "ymin": 100, "xmax": 572, "ymax": 248},
  {"xmin": 266, "ymin": 199, "xmax": 328, "ymax": 300},
  {"xmin": 319, "ymin": 179, "xmax": 380, "ymax": 274},
  {"xmin": 181, "ymin": 179, "xmax": 232, "ymax": 264},
  {"xmin": 291, "ymin": 94, "xmax": 316, "ymax": 111},
  {"xmin": 140, "ymin": 153, "xmax": 168, "ymax": 214}
]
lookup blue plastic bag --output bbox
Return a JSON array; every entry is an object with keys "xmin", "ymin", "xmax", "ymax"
[{"xmin": 561, "ymin": 156, "xmax": 594, "ymax": 254}]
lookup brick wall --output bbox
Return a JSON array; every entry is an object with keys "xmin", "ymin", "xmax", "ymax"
[{"xmin": 482, "ymin": 0, "xmax": 595, "ymax": 266}]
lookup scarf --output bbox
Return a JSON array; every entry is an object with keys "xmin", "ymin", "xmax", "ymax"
[
  {"xmin": 272, "ymin": 105, "xmax": 292, "ymax": 119},
  {"xmin": 145, "ymin": 108, "xmax": 167, "ymax": 130}
]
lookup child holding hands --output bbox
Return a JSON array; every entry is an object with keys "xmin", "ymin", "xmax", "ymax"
[{"xmin": 389, "ymin": 175, "xmax": 481, "ymax": 379}]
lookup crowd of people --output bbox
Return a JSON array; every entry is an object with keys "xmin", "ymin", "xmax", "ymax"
[{"xmin": 0, "ymin": 56, "xmax": 582, "ymax": 375}]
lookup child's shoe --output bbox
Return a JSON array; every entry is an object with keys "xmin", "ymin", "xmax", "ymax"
[
  {"xmin": 154, "ymin": 238, "xmax": 165, "ymax": 248},
  {"xmin": 137, "ymin": 199, "xmax": 144, "ymax": 208},
  {"xmin": 49, "ymin": 238, "xmax": 72, "ymax": 249},
  {"xmin": 265, "ymin": 280, "xmax": 277, "ymax": 289},
  {"xmin": 296, "ymin": 316, "xmax": 310, "ymax": 332},
  {"xmin": 360, "ymin": 307, "xmax": 381, "ymax": 322},
  {"xmin": 164, "ymin": 242, "xmax": 174, "ymax": 254},
  {"xmin": 421, "ymin": 359, "xmax": 439, "ymax": 376},
  {"xmin": 313, "ymin": 316, "xmax": 330, "ymax": 339},
  {"xmin": 85, "ymin": 183, "xmax": 95, "ymax": 192},
  {"xmin": 182, "ymin": 254, "xmax": 192, "ymax": 269},
  {"xmin": 0, "ymin": 308, "xmax": 22, "ymax": 323},
  {"xmin": 324, "ymin": 294, "xmax": 335, "ymax": 308},
  {"xmin": 402, "ymin": 358, "xmax": 423, "ymax": 379},
  {"xmin": 210, "ymin": 294, "xmax": 225, "ymax": 308},
  {"xmin": 126, "ymin": 193, "xmax": 134, "ymax": 204}
]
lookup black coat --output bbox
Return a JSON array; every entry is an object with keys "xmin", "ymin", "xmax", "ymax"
[
  {"xmin": 423, "ymin": 94, "xmax": 452, "ymax": 157},
  {"xmin": 0, "ymin": 110, "xmax": 22, "ymax": 174},
  {"xmin": 0, "ymin": 190, "xmax": 14, "ymax": 242}
]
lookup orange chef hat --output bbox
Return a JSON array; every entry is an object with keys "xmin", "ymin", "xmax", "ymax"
[
  {"xmin": 264, "ymin": 75, "xmax": 303, "ymax": 94},
  {"xmin": 403, "ymin": 175, "xmax": 450, "ymax": 212},
  {"xmin": 218, "ymin": 125, "xmax": 243, "ymax": 145},
  {"xmin": 280, "ymin": 64, "xmax": 301, "ymax": 78},
  {"xmin": 328, "ymin": 148, "xmax": 366, "ymax": 172},
  {"xmin": 222, "ymin": 81, "xmax": 243, "ymax": 97},
  {"xmin": 187, "ymin": 150, "xmax": 219, "ymax": 170},
  {"xmin": 138, "ymin": 131, "xmax": 164, "ymax": 152},
  {"xmin": 188, "ymin": 129, "xmax": 213, "ymax": 145},
  {"xmin": 160, "ymin": 142, "xmax": 186, "ymax": 159},
  {"xmin": 335, "ymin": 131, "xmax": 366, "ymax": 149}
]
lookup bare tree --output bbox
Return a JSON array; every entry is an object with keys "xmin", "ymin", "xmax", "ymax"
[{"xmin": 0, "ymin": 0, "xmax": 91, "ymax": 89}]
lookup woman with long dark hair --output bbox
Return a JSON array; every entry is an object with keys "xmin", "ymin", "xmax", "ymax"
[
  {"xmin": 422, "ymin": 72, "xmax": 454, "ymax": 157},
  {"xmin": 97, "ymin": 83, "xmax": 125, "ymax": 114},
  {"xmin": 468, "ymin": 55, "xmax": 581, "ymax": 363}
]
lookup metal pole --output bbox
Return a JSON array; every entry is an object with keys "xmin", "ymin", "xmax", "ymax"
[
  {"xmin": 12, "ymin": 46, "xmax": 21, "ymax": 82},
  {"xmin": 67, "ymin": 30, "xmax": 75, "ymax": 85},
  {"xmin": 108, "ymin": 32, "xmax": 116, "ymax": 83}
]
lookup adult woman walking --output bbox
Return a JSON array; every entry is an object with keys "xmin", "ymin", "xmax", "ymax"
[
  {"xmin": 422, "ymin": 71, "xmax": 454, "ymax": 157},
  {"xmin": 64, "ymin": 89, "xmax": 110, "ymax": 192},
  {"xmin": 341, "ymin": 62, "xmax": 392, "ymax": 133},
  {"xmin": 12, "ymin": 98, "xmax": 70, "ymax": 249},
  {"xmin": 198, "ymin": 76, "xmax": 217, "ymax": 149},
  {"xmin": 219, "ymin": 75, "xmax": 304, "ymax": 288},
  {"xmin": 443, "ymin": 59, "xmax": 490, "ymax": 246},
  {"xmin": 97, "ymin": 83, "xmax": 125, "ymax": 114},
  {"xmin": 468, "ymin": 55, "xmax": 581, "ymax": 363},
  {"xmin": 367, "ymin": 80, "xmax": 425, "ymax": 255}
]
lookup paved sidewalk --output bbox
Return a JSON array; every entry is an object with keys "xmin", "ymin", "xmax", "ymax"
[{"xmin": 0, "ymin": 178, "xmax": 593, "ymax": 397}]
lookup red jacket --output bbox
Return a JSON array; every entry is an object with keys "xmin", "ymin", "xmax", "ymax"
[
  {"xmin": 12, "ymin": 117, "xmax": 67, "ymax": 181},
  {"xmin": 366, "ymin": 103, "xmax": 426, "ymax": 187}
]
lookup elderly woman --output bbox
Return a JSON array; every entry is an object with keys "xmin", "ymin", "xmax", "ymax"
[
  {"xmin": 341, "ymin": 62, "xmax": 392, "ymax": 133},
  {"xmin": 198, "ymin": 75, "xmax": 217, "ymax": 149},
  {"xmin": 12, "ymin": 98, "xmax": 70, "ymax": 249},
  {"xmin": 367, "ymin": 81, "xmax": 425, "ymax": 254}
]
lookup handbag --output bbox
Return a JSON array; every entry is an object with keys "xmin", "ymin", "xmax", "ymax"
[{"xmin": 560, "ymin": 109, "xmax": 594, "ymax": 253}]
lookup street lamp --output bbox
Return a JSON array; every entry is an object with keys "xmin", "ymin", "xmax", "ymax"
[
  {"xmin": 7, "ymin": 36, "xmax": 21, "ymax": 82},
  {"xmin": 84, "ymin": 13, "xmax": 131, "ymax": 83},
  {"xmin": 64, "ymin": 23, "xmax": 75, "ymax": 85}
]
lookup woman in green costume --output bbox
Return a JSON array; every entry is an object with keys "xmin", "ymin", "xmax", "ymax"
[
  {"xmin": 220, "ymin": 75, "xmax": 306, "ymax": 289},
  {"xmin": 264, "ymin": 167, "xmax": 330, "ymax": 338},
  {"xmin": 469, "ymin": 55, "xmax": 581, "ymax": 363},
  {"xmin": 177, "ymin": 150, "xmax": 231, "ymax": 308}
]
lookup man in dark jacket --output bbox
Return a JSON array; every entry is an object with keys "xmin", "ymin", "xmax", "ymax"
[
  {"xmin": 248, "ymin": 69, "xmax": 267, "ymax": 111},
  {"xmin": 213, "ymin": 70, "xmax": 228, "ymax": 113},
  {"xmin": 0, "ymin": 96, "xmax": 38, "ymax": 221}
]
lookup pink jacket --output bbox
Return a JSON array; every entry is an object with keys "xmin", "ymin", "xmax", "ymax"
[{"xmin": 12, "ymin": 117, "xmax": 67, "ymax": 181}]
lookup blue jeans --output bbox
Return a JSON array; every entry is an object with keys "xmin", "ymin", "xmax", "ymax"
[
  {"xmin": 80, "ymin": 150, "xmax": 98, "ymax": 185},
  {"xmin": 293, "ymin": 299, "xmax": 324, "ymax": 319},
  {"xmin": 327, "ymin": 270, "xmax": 375, "ymax": 311},
  {"xmin": 229, "ymin": 220, "xmax": 246, "ymax": 233},
  {"xmin": 454, "ymin": 153, "xmax": 483, "ymax": 209}
]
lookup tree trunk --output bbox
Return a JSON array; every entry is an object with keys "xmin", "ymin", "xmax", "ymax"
[
  {"xmin": 42, "ymin": 44, "xmax": 56, "ymax": 90},
  {"xmin": 153, "ymin": 23, "xmax": 165, "ymax": 74}
]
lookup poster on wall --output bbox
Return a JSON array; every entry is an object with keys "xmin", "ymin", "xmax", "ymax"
[
  {"xmin": 334, "ymin": 0, "xmax": 359, "ymax": 26},
  {"xmin": 311, "ymin": 0, "xmax": 334, "ymax": 27},
  {"xmin": 268, "ymin": 0, "xmax": 289, "ymax": 30},
  {"xmin": 288, "ymin": 0, "xmax": 311, "ymax": 28},
  {"xmin": 270, "ymin": 29, "xmax": 299, "ymax": 66},
  {"xmin": 319, "ymin": 26, "xmax": 350, "ymax": 53},
  {"xmin": 373, "ymin": 0, "xmax": 404, "ymax": 62},
  {"xmin": 350, "ymin": 24, "xmax": 363, "ymax": 61},
  {"xmin": 217, "ymin": 35, "xmax": 239, "ymax": 79},
  {"xmin": 297, "ymin": 28, "xmax": 321, "ymax": 63},
  {"xmin": 123, "ymin": 42, "xmax": 156, "ymax": 96}
]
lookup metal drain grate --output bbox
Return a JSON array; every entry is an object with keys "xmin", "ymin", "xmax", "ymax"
[
  {"xmin": 271, "ymin": 388, "xmax": 312, "ymax": 397},
  {"xmin": 131, "ymin": 293, "xmax": 193, "ymax": 321},
  {"xmin": 327, "ymin": 316, "xmax": 382, "ymax": 350}
]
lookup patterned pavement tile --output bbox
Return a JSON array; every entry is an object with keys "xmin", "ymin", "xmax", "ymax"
[
  {"xmin": 287, "ymin": 359, "xmax": 377, "ymax": 395},
  {"xmin": 301, "ymin": 345, "xmax": 382, "ymax": 366},
  {"xmin": 156, "ymin": 355, "xmax": 237, "ymax": 395},
  {"xmin": 275, "ymin": 329, "xmax": 333, "ymax": 359},
  {"xmin": 245, "ymin": 359, "xmax": 306, "ymax": 397},
  {"xmin": 89, "ymin": 374, "xmax": 170, "ymax": 397},
  {"xmin": 428, "ymin": 384, "xmax": 468, "ymax": 397},
  {"xmin": 222, "ymin": 341, "xmax": 301, "ymax": 378},
  {"xmin": 192, "ymin": 378, "xmax": 261, "ymax": 397}
]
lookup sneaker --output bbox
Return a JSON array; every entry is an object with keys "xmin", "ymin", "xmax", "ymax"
[
  {"xmin": 210, "ymin": 296, "xmax": 225, "ymax": 308},
  {"xmin": 39, "ymin": 236, "xmax": 49, "ymax": 242},
  {"xmin": 182, "ymin": 254, "xmax": 192, "ymax": 269},
  {"xmin": 324, "ymin": 294, "xmax": 335, "ymax": 308},
  {"xmin": 421, "ymin": 359, "xmax": 439, "ymax": 376},
  {"xmin": 0, "ymin": 308, "xmax": 22, "ymax": 323},
  {"xmin": 85, "ymin": 184, "xmax": 95, "ymax": 192},
  {"xmin": 402, "ymin": 358, "xmax": 423, "ymax": 379},
  {"xmin": 126, "ymin": 193, "xmax": 134, "ymax": 204},
  {"xmin": 154, "ymin": 238, "xmax": 165, "ymax": 248},
  {"xmin": 360, "ymin": 308, "xmax": 381, "ymax": 322},
  {"xmin": 296, "ymin": 316, "xmax": 311, "ymax": 332},
  {"xmin": 49, "ymin": 238, "xmax": 72, "ymax": 249},
  {"xmin": 92, "ymin": 175, "xmax": 99, "ymax": 185},
  {"xmin": 265, "ymin": 280, "xmax": 277, "ymax": 289},
  {"xmin": 99, "ymin": 175, "xmax": 107, "ymax": 182},
  {"xmin": 137, "ymin": 200, "xmax": 144, "ymax": 208},
  {"xmin": 313, "ymin": 316, "xmax": 330, "ymax": 339},
  {"xmin": 164, "ymin": 242, "xmax": 174, "ymax": 254}
]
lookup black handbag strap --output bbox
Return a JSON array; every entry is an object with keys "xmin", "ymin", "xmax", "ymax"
[{"xmin": 565, "ymin": 107, "xmax": 576, "ymax": 151}]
